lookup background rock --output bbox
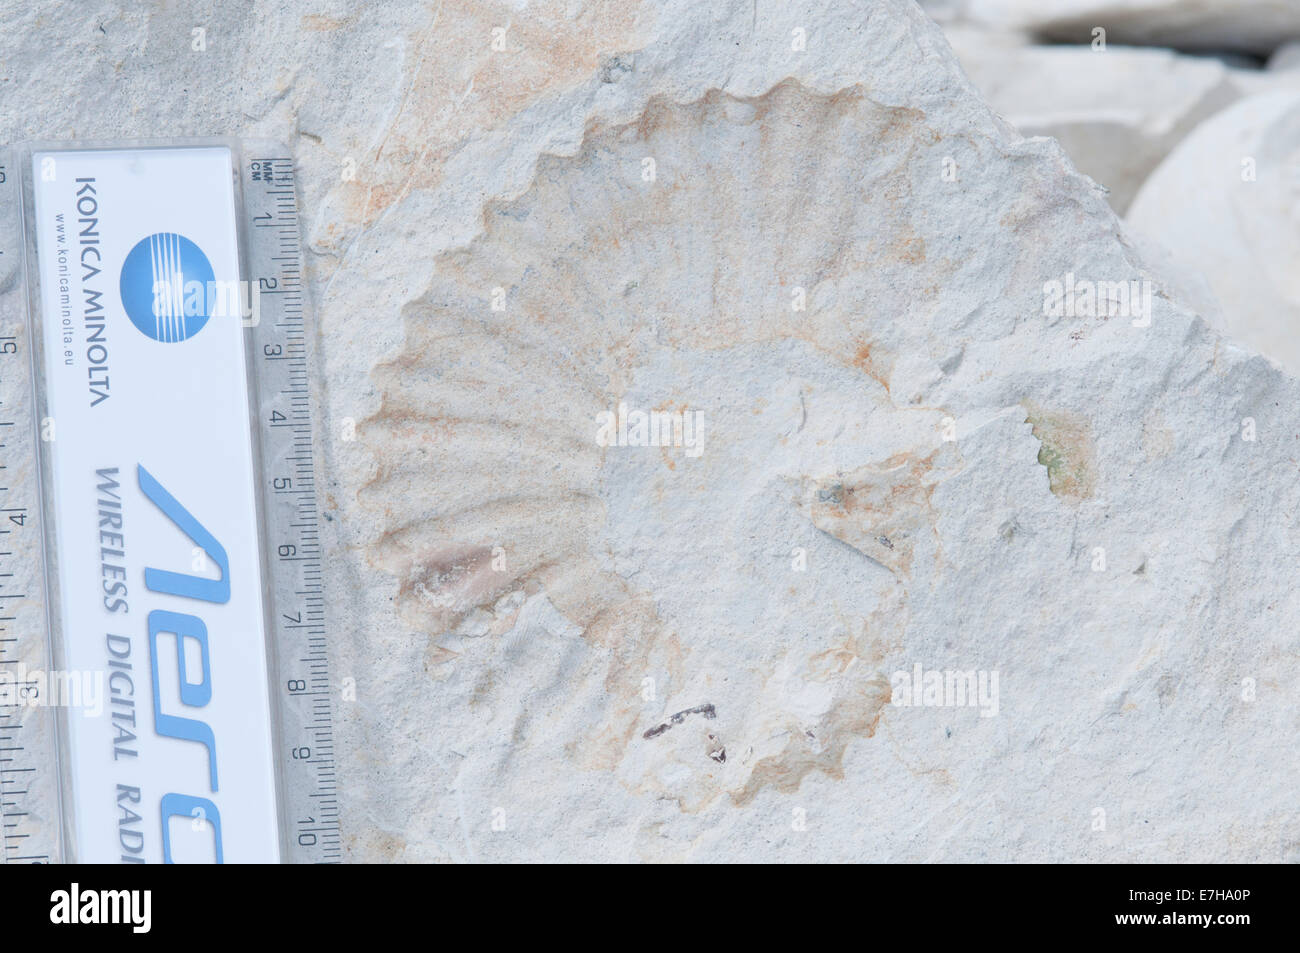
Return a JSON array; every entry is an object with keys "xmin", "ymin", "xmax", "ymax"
[
  {"xmin": 1128, "ymin": 91, "xmax": 1300, "ymax": 374},
  {"xmin": 1268, "ymin": 40, "xmax": 1300, "ymax": 70},
  {"xmin": 967, "ymin": 0, "xmax": 1300, "ymax": 56},
  {"xmin": 946, "ymin": 36, "xmax": 1237, "ymax": 210}
]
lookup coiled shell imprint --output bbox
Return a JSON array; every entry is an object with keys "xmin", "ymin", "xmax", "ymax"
[{"xmin": 361, "ymin": 79, "xmax": 1025, "ymax": 809}]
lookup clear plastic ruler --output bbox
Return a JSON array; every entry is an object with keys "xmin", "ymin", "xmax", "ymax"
[{"xmin": 0, "ymin": 140, "xmax": 339, "ymax": 863}]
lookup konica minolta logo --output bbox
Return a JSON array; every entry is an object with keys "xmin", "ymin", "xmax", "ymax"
[{"xmin": 118, "ymin": 232, "xmax": 214, "ymax": 342}]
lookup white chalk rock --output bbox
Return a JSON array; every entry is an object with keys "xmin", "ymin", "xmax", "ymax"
[
  {"xmin": 5, "ymin": 0, "xmax": 1300, "ymax": 862},
  {"xmin": 1128, "ymin": 91, "xmax": 1300, "ymax": 374},
  {"xmin": 946, "ymin": 38, "xmax": 1237, "ymax": 211},
  {"xmin": 355, "ymin": 5, "xmax": 1300, "ymax": 861},
  {"xmin": 1226, "ymin": 67, "xmax": 1300, "ymax": 98},
  {"xmin": 969, "ymin": 0, "xmax": 1300, "ymax": 56}
]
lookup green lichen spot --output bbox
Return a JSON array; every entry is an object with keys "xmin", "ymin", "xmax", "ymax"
[{"xmin": 1023, "ymin": 403, "xmax": 1096, "ymax": 500}]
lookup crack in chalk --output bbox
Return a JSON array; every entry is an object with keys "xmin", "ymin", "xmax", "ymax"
[{"xmin": 642, "ymin": 704, "xmax": 717, "ymax": 739}]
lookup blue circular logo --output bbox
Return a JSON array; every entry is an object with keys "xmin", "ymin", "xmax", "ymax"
[{"xmin": 119, "ymin": 233, "xmax": 215, "ymax": 343}]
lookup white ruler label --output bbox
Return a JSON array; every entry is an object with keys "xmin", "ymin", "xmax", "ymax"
[{"xmin": 30, "ymin": 147, "xmax": 280, "ymax": 862}]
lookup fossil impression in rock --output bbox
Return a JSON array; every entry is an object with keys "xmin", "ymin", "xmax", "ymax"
[{"xmin": 359, "ymin": 72, "xmax": 1300, "ymax": 851}]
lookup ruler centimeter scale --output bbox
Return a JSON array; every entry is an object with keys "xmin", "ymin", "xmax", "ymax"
[
  {"xmin": 245, "ymin": 150, "xmax": 341, "ymax": 864},
  {"xmin": 0, "ymin": 147, "xmax": 57, "ymax": 863},
  {"xmin": 0, "ymin": 141, "xmax": 339, "ymax": 863}
]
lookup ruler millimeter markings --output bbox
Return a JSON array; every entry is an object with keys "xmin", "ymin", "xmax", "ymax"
[
  {"xmin": 246, "ymin": 151, "xmax": 341, "ymax": 864},
  {"xmin": 0, "ymin": 148, "xmax": 59, "ymax": 864}
]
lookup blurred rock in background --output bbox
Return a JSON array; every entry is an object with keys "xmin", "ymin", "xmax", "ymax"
[
  {"xmin": 1128, "ymin": 91, "xmax": 1300, "ymax": 374},
  {"xmin": 921, "ymin": 0, "xmax": 1300, "ymax": 372},
  {"xmin": 959, "ymin": 0, "xmax": 1300, "ymax": 55}
]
